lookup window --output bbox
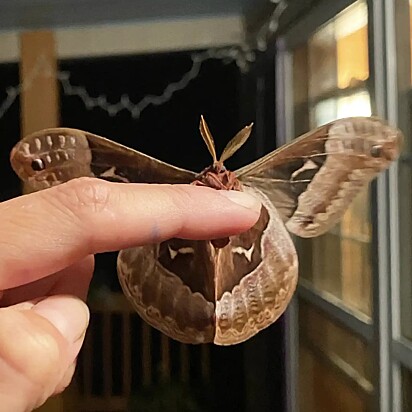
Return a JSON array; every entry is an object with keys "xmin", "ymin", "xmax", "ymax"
[
  {"xmin": 292, "ymin": 0, "xmax": 372, "ymax": 317},
  {"xmin": 400, "ymin": 0, "xmax": 412, "ymax": 344},
  {"xmin": 299, "ymin": 301, "xmax": 373, "ymax": 385},
  {"xmin": 279, "ymin": 0, "xmax": 412, "ymax": 410},
  {"xmin": 291, "ymin": 3, "xmax": 374, "ymax": 410}
]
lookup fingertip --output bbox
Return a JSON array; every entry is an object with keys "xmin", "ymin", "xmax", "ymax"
[
  {"xmin": 218, "ymin": 190, "xmax": 262, "ymax": 215},
  {"xmin": 32, "ymin": 295, "xmax": 90, "ymax": 346},
  {"xmin": 0, "ymin": 303, "xmax": 86, "ymax": 410}
]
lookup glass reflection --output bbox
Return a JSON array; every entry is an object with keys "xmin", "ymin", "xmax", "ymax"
[{"xmin": 292, "ymin": 0, "xmax": 372, "ymax": 317}]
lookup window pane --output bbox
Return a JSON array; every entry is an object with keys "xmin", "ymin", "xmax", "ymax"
[
  {"xmin": 400, "ymin": 0, "xmax": 412, "ymax": 344},
  {"xmin": 410, "ymin": 0, "xmax": 412, "ymax": 85},
  {"xmin": 335, "ymin": 3, "xmax": 369, "ymax": 89},
  {"xmin": 308, "ymin": 23, "xmax": 337, "ymax": 100},
  {"xmin": 299, "ymin": 345, "xmax": 370, "ymax": 412},
  {"xmin": 291, "ymin": 0, "xmax": 372, "ymax": 318},
  {"xmin": 299, "ymin": 301, "xmax": 373, "ymax": 384},
  {"xmin": 293, "ymin": 44, "xmax": 310, "ymax": 136},
  {"xmin": 310, "ymin": 91, "xmax": 371, "ymax": 129},
  {"xmin": 400, "ymin": 153, "xmax": 412, "ymax": 340}
]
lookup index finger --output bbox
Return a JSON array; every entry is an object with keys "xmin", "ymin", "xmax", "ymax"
[{"xmin": 0, "ymin": 178, "xmax": 261, "ymax": 289}]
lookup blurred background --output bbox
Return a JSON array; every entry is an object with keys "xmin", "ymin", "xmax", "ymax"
[{"xmin": 0, "ymin": 0, "xmax": 411, "ymax": 411}]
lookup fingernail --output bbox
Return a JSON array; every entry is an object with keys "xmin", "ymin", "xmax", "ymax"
[
  {"xmin": 33, "ymin": 295, "xmax": 90, "ymax": 344},
  {"xmin": 219, "ymin": 190, "xmax": 261, "ymax": 213}
]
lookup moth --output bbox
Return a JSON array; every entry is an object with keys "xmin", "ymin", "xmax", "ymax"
[{"xmin": 10, "ymin": 116, "xmax": 402, "ymax": 345}]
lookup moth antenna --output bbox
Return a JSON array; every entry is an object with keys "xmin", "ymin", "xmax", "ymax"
[
  {"xmin": 199, "ymin": 115, "xmax": 218, "ymax": 163},
  {"xmin": 219, "ymin": 123, "xmax": 254, "ymax": 163}
]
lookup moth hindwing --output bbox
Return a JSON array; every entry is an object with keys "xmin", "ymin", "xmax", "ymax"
[{"xmin": 10, "ymin": 116, "xmax": 402, "ymax": 344}]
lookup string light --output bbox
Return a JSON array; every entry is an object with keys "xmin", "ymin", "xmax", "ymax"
[
  {"xmin": 0, "ymin": 0, "xmax": 287, "ymax": 122},
  {"xmin": 58, "ymin": 47, "xmax": 252, "ymax": 119}
]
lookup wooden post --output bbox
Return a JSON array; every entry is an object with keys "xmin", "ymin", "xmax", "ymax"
[
  {"xmin": 179, "ymin": 343, "xmax": 189, "ymax": 383},
  {"xmin": 19, "ymin": 30, "xmax": 59, "ymax": 136},
  {"xmin": 141, "ymin": 322, "xmax": 153, "ymax": 387},
  {"xmin": 19, "ymin": 30, "xmax": 62, "ymax": 412},
  {"xmin": 160, "ymin": 334, "xmax": 171, "ymax": 383}
]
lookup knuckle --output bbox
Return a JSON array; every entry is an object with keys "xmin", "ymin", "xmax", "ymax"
[{"xmin": 51, "ymin": 177, "xmax": 111, "ymax": 216}]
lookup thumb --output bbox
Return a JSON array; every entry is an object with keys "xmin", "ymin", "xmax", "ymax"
[{"xmin": 0, "ymin": 295, "xmax": 89, "ymax": 411}]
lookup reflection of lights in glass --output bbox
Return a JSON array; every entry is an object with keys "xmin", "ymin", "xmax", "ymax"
[
  {"xmin": 335, "ymin": 1, "xmax": 367, "ymax": 39},
  {"xmin": 303, "ymin": 0, "xmax": 369, "ymax": 98},
  {"xmin": 312, "ymin": 98, "xmax": 337, "ymax": 127},
  {"xmin": 338, "ymin": 91, "xmax": 371, "ymax": 118},
  {"xmin": 312, "ymin": 91, "xmax": 371, "ymax": 127}
]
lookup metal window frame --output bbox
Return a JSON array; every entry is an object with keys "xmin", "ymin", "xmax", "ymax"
[
  {"xmin": 384, "ymin": 0, "xmax": 412, "ymax": 411},
  {"xmin": 275, "ymin": 0, "xmax": 406, "ymax": 411},
  {"xmin": 367, "ymin": 0, "xmax": 393, "ymax": 409},
  {"xmin": 297, "ymin": 280, "xmax": 373, "ymax": 342}
]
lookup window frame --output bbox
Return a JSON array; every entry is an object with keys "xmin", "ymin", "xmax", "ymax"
[{"xmin": 274, "ymin": 0, "xmax": 410, "ymax": 410}]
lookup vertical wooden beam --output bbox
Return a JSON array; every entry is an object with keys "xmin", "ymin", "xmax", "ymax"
[
  {"xmin": 141, "ymin": 322, "xmax": 152, "ymax": 387},
  {"xmin": 160, "ymin": 334, "xmax": 170, "ymax": 383},
  {"xmin": 102, "ymin": 313, "xmax": 113, "ymax": 398},
  {"xmin": 201, "ymin": 344, "xmax": 210, "ymax": 383},
  {"xmin": 19, "ymin": 31, "xmax": 59, "ymax": 136},
  {"xmin": 122, "ymin": 313, "xmax": 132, "ymax": 396},
  {"xmin": 19, "ymin": 30, "xmax": 61, "ymax": 412},
  {"xmin": 179, "ymin": 343, "xmax": 189, "ymax": 383}
]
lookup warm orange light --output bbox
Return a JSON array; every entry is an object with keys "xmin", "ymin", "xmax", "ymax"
[{"xmin": 337, "ymin": 25, "xmax": 369, "ymax": 89}]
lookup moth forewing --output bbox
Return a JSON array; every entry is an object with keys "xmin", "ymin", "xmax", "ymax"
[
  {"xmin": 235, "ymin": 117, "xmax": 403, "ymax": 238},
  {"xmin": 10, "ymin": 127, "xmax": 197, "ymax": 188},
  {"xmin": 199, "ymin": 115, "xmax": 217, "ymax": 162},
  {"xmin": 219, "ymin": 123, "xmax": 253, "ymax": 163},
  {"xmin": 9, "ymin": 127, "xmax": 94, "ymax": 189}
]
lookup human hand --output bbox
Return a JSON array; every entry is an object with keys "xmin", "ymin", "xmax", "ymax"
[{"xmin": 0, "ymin": 177, "xmax": 260, "ymax": 411}]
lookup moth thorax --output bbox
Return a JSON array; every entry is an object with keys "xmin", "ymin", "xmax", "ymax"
[{"xmin": 194, "ymin": 162, "xmax": 242, "ymax": 191}]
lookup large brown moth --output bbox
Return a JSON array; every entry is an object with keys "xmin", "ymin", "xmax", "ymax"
[{"xmin": 10, "ymin": 116, "xmax": 402, "ymax": 345}]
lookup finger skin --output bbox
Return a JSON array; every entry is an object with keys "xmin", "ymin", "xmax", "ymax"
[
  {"xmin": 0, "ymin": 178, "xmax": 261, "ymax": 410},
  {"xmin": 0, "ymin": 296, "xmax": 88, "ymax": 411},
  {"xmin": 0, "ymin": 256, "xmax": 94, "ymax": 307},
  {"xmin": 0, "ymin": 178, "xmax": 260, "ymax": 290}
]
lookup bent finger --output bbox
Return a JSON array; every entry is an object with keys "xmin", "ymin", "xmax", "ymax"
[
  {"xmin": 0, "ymin": 295, "xmax": 88, "ymax": 410},
  {"xmin": 0, "ymin": 256, "xmax": 94, "ymax": 306}
]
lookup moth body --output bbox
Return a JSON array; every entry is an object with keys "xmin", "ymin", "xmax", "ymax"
[{"xmin": 9, "ymin": 116, "xmax": 402, "ymax": 345}]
